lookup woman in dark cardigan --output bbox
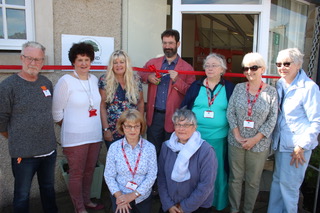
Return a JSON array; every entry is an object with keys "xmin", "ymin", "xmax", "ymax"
[{"xmin": 181, "ymin": 53, "xmax": 234, "ymax": 211}]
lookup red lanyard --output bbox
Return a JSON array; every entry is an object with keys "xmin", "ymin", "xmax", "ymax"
[
  {"xmin": 121, "ymin": 138, "xmax": 143, "ymax": 179},
  {"xmin": 205, "ymin": 79, "xmax": 223, "ymax": 107},
  {"xmin": 246, "ymin": 81, "xmax": 263, "ymax": 117}
]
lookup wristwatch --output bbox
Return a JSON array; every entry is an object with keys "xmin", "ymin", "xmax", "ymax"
[
  {"xmin": 134, "ymin": 191, "xmax": 140, "ymax": 197},
  {"xmin": 103, "ymin": 128, "xmax": 109, "ymax": 132}
]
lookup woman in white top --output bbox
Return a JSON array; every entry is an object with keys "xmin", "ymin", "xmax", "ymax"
[{"xmin": 52, "ymin": 42, "xmax": 103, "ymax": 213}]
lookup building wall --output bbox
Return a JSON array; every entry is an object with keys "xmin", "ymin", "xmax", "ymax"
[
  {"xmin": 0, "ymin": 0, "xmax": 318, "ymax": 209},
  {"xmin": 0, "ymin": 0, "xmax": 122, "ymax": 207},
  {"xmin": 123, "ymin": 0, "xmax": 167, "ymax": 67}
]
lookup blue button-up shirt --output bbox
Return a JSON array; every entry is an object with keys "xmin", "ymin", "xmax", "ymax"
[
  {"xmin": 272, "ymin": 69, "xmax": 320, "ymax": 151},
  {"xmin": 155, "ymin": 56, "xmax": 179, "ymax": 110},
  {"xmin": 104, "ymin": 137, "xmax": 157, "ymax": 204}
]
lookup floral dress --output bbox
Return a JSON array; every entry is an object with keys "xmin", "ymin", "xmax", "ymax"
[{"xmin": 98, "ymin": 74, "xmax": 143, "ymax": 141}]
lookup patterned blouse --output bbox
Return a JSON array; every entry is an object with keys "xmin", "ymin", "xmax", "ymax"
[
  {"xmin": 104, "ymin": 137, "xmax": 157, "ymax": 204},
  {"xmin": 227, "ymin": 83, "xmax": 278, "ymax": 152},
  {"xmin": 98, "ymin": 74, "xmax": 143, "ymax": 141}
]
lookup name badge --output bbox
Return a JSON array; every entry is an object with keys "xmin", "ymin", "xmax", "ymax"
[
  {"xmin": 204, "ymin": 110, "xmax": 214, "ymax": 118},
  {"xmin": 244, "ymin": 120, "xmax": 254, "ymax": 128},
  {"xmin": 41, "ymin": 86, "xmax": 51, "ymax": 97},
  {"xmin": 125, "ymin": 181, "xmax": 138, "ymax": 191}
]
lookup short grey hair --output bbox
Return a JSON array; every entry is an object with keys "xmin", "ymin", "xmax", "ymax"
[
  {"xmin": 278, "ymin": 48, "xmax": 304, "ymax": 65},
  {"xmin": 203, "ymin": 53, "xmax": 227, "ymax": 72},
  {"xmin": 21, "ymin": 41, "xmax": 46, "ymax": 55},
  {"xmin": 172, "ymin": 108, "xmax": 197, "ymax": 127}
]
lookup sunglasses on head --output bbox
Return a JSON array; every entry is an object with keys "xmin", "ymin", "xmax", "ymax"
[
  {"xmin": 242, "ymin": 65, "xmax": 261, "ymax": 72},
  {"xmin": 275, "ymin": 62, "xmax": 292, "ymax": 67}
]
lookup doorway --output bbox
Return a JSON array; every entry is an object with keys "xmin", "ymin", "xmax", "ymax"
[
  {"xmin": 181, "ymin": 14, "xmax": 255, "ymax": 83},
  {"xmin": 170, "ymin": 0, "xmax": 271, "ymax": 80}
]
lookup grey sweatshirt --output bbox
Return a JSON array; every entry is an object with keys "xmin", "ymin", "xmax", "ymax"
[{"xmin": 0, "ymin": 74, "xmax": 56, "ymax": 158}]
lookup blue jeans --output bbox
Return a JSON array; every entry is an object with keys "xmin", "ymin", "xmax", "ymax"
[
  {"xmin": 268, "ymin": 150, "xmax": 312, "ymax": 213},
  {"xmin": 11, "ymin": 151, "xmax": 58, "ymax": 213}
]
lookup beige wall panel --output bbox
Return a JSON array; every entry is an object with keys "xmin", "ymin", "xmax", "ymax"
[
  {"xmin": 124, "ymin": 0, "xmax": 167, "ymax": 67},
  {"xmin": 53, "ymin": 0, "xmax": 122, "ymax": 65},
  {"xmin": 0, "ymin": 0, "xmax": 122, "ymax": 208}
]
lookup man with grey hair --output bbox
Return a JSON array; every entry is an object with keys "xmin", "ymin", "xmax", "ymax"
[{"xmin": 0, "ymin": 41, "xmax": 58, "ymax": 213}]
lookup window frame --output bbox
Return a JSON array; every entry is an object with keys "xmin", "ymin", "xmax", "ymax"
[{"xmin": 0, "ymin": 0, "xmax": 34, "ymax": 50}]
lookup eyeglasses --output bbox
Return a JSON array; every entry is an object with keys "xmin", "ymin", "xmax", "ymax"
[
  {"xmin": 123, "ymin": 124, "xmax": 141, "ymax": 130},
  {"xmin": 162, "ymin": 41, "xmax": 176, "ymax": 46},
  {"xmin": 174, "ymin": 123, "xmax": 194, "ymax": 128},
  {"xmin": 22, "ymin": 55, "xmax": 44, "ymax": 64},
  {"xmin": 242, "ymin": 65, "xmax": 261, "ymax": 72},
  {"xmin": 204, "ymin": 64, "xmax": 221, "ymax": 69},
  {"xmin": 275, "ymin": 62, "xmax": 292, "ymax": 67}
]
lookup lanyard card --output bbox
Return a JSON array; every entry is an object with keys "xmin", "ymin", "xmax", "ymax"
[
  {"xmin": 244, "ymin": 120, "xmax": 254, "ymax": 128},
  {"xmin": 125, "ymin": 181, "xmax": 138, "ymax": 191},
  {"xmin": 41, "ymin": 86, "xmax": 51, "ymax": 97},
  {"xmin": 204, "ymin": 110, "xmax": 214, "ymax": 118}
]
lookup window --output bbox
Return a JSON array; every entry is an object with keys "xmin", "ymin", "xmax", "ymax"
[
  {"xmin": 0, "ymin": 0, "xmax": 34, "ymax": 50},
  {"xmin": 268, "ymin": 0, "xmax": 309, "ymax": 75}
]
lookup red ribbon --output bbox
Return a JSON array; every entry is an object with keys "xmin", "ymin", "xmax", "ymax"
[
  {"xmin": 0, "ymin": 65, "xmax": 280, "ymax": 79},
  {"xmin": 148, "ymin": 65, "xmax": 161, "ymax": 78}
]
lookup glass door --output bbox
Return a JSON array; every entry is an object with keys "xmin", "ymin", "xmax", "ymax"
[
  {"xmin": 172, "ymin": 0, "xmax": 271, "ymax": 78},
  {"xmin": 181, "ymin": 13, "xmax": 256, "ymax": 83}
]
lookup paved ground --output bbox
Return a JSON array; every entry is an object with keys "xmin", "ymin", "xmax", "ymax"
[
  {"xmin": 0, "ymin": 159, "xmax": 316, "ymax": 213},
  {"xmin": 1, "ymin": 181, "xmax": 270, "ymax": 213}
]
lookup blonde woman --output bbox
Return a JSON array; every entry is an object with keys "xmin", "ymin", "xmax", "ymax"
[{"xmin": 99, "ymin": 50, "xmax": 144, "ymax": 148}]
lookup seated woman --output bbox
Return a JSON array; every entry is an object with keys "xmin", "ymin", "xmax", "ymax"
[
  {"xmin": 104, "ymin": 109, "xmax": 157, "ymax": 213},
  {"xmin": 158, "ymin": 108, "xmax": 218, "ymax": 213}
]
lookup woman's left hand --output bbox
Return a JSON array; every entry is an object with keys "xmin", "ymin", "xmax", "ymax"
[
  {"xmin": 115, "ymin": 203, "xmax": 131, "ymax": 213},
  {"xmin": 241, "ymin": 137, "xmax": 259, "ymax": 150},
  {"xmin": 241, "ymin": 133, "xmax": 264, "ymax": 150},
  {"xmin": 290, "ymin": 146, "xmax": 306, "ymax": 168},
  {"xmin": 116, "ymin": 193, "xmax": 136, "ymax": 205}
]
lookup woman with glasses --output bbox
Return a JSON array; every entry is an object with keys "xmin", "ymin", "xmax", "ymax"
[
  {"xmin": 227, "ymin": 52, "xmax": 278, "ymax": 213},
  {"xmin": 268, "ymin": 48, "xmax": 320, "ymax": 213},
  {"xmin": 104, "ymin": 109, "xmax": 157, "ymax": 213},
  {"xmin": 181, "ymin": 53, "xmax": 234, "ymax": 211},
  {"xmin": 158, "ymin": 108, "xmax": 218, "ymax": 213},
  {"xmin": 99, "ymin": 50, "xmax": 144, "ymax": 149},
  {"xmin": 52, "ymin": 42, "xmax": 104, "ymax": 213}
]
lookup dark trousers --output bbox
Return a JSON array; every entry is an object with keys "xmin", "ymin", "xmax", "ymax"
[
  {"xmin": 147, "ymin": 111, "xmax": 172, "ymax": 156},
  {"xmin": 110, "ymin": 194, "xmax": 152, "ymax": 213},
  {"xmin": 159, "ymin": 206, "xmax": 212, "ymax": 213},
  {"xmin": 11, "ymin": 151, "xmax": 58, "ymax": 213},
  {"xmin": 104, "ymin": 135, "xmax": 124, "ymax": 150}
]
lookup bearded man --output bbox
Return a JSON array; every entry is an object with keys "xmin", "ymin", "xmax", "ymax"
[{"xmin": 138, "ymin": 29, "xmax": 195, "ymax": 156}]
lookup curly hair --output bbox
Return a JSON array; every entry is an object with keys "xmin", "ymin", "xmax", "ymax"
[
  {"xmin": 68, "ymin": 42, "xmax": 95, "ymax": 66},
  {"xmin": 104, "ymin": 50, "xmax": 140, "ymax": 104}
]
